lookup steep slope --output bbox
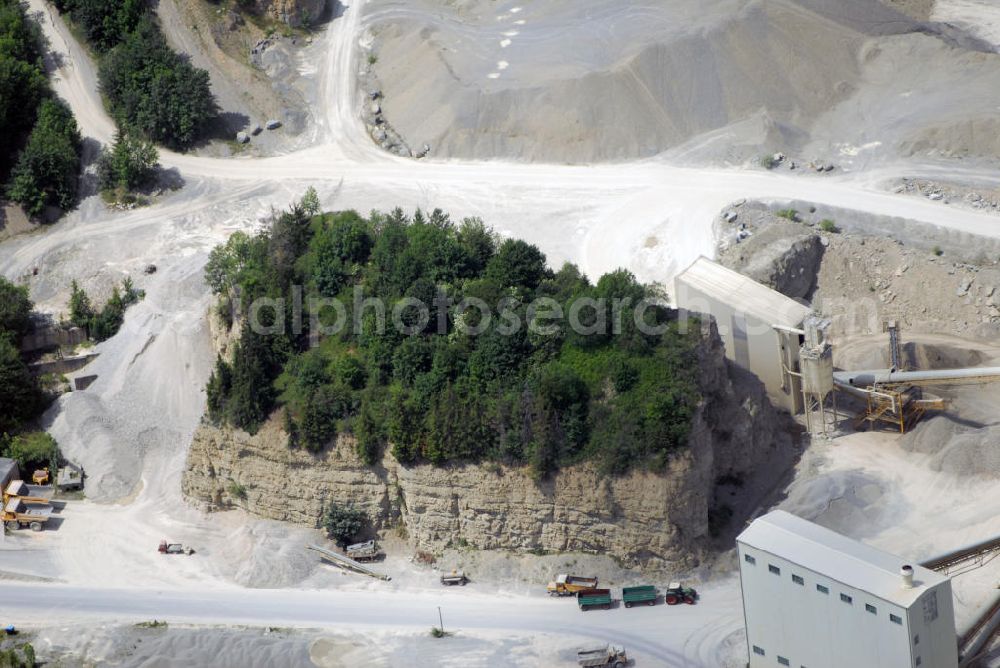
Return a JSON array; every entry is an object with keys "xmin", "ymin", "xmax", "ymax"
[{"xmin": 183, "ymin": 326, "xmax": 797, "ymax": 568}]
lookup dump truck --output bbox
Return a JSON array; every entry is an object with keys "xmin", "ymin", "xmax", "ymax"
[
  {"xmin": 623, "ymin": 584, "xmax": 657, "ymax": 608},
  {"xmin": 158, "ymin": 539, "xmax": 194, "ymax": 555},
  {"xmin": 440, "ymin": 570, "xmax": 468, "ymax": 586},
  {"xmin": 3, "ymin": 480, "xmax": 53, "ymax": 504},
  {"xmin": 577, "ymin": 588, "xmax": 613, "ymax": 611},
  {"xmin": 345, "ymin": 540, "xmax": 381, "ymax": 562},
  {"xmin": 547, "ymin": 574, "xmax": 599, "ymax": 596},
  {"xmin": 664, "ymin": 581, "xmax": 698, "ymax": 605},
  {"xmin": 577, "ymin": 644, "xmax": 627, "ymax": 667},
  {"xmin": 3, "ymin": 497, "xmax": 53, "ymax": 531}
]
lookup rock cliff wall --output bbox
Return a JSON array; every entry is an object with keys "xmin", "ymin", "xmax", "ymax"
[
  {"xmin": 253, "ymin": 0, "xmax": 325, "ymax": 27},
  {"xmin": 183, "ymin": 327, "xmax": 793, "ymax": 568}
]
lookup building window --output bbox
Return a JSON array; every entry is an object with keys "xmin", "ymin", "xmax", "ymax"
[
  {"xmin": 769, "ymin": 564, "xmax": 781, "ymax": 575},
  {"xmin": 914, "ymin": 635, "xmax": 919, "ymax": 645},
  {"xmin": 866, "ymin": 604, "xmax": 877, "ymax": 614},
  {"xmin": 753, "ymin": 645, "xmax": 765, "ymax": 656},
  {"xmin": 890, "ymin": 614, "xmax": 903, "ymax": 625},
  {"xmin": 816, "ymin": 584, "xmax": 829, "ymax": 594},
  {"xmin": 792, "ymin": 574, "xmax": 804, "ymax": 585},
  {"xmin": 778, "ymin": 657, "xmax": 790, "ymax": 666},
  {"xmin": 915, "ymin": 657, "xmax": 921, "ymax": 666},
  {"xmin": 840, "ymin": 593, "xmax": 853, "ymax": 604},
  {"xmin": 745, "ymin": 554, "xmax": 756, "ymax": 565}
]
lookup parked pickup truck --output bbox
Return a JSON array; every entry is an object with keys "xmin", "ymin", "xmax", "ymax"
[
  {"xmin": 577, "ymin": 644, "xmax": 628, "ymax": 667},
  {"xmin": 577, "ymin": 588, "xmax": 613, "ymax": 611},
  {"xmin": 622, "ymin": 585, "xmax": 657, "ymax": 608},
  {"xmin": 2, "ymin": 498, "xmax": 53, "ymax": 531},
  {"xmin": 547, "ymin": 574, "xmax": 599, "ymax": 597}
]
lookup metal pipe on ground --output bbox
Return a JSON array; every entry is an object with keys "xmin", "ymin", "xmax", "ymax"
[
  {"xmin": 959, "ymin": 592, "xmax": 1000, "ymax": 667},
  {"xmin": 834, "ymin": 367, "xmax": 1000, "ymax": 388}
]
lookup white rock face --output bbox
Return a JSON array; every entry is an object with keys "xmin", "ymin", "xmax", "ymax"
[{"xmin": 183, "ymin": 330, "xmax": 793, "ymax": 568}]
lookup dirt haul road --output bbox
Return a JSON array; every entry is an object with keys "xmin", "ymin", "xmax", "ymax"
[
  {"xmin": 2, "ymin": 1, "xmax": 1000, "ymax": 665},
  {"xmin": 3, "ymin": 580, "xmax": 746, "ymax": 666}
]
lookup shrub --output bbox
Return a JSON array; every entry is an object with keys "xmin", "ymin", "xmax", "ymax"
[
  {"xmin": 322, "ymin": 501, "xmax": 367, "ymax": 547},
  {"xmin": 933, "ymin": 245, "xmax": 944, "ymax": 257},
  {"xmin": 6, "ymin": 98, "xmax": 82, "ymax": 216},
  {"xmin": 776, "ymin": 209, "xmax": 799, "ymax": 222},
  {"xmin": 818, "ymin": 219, "xmax": 839, "ymax": 233},
  {"xmin": 97, "ymin": 132, "xmax": 158, "ymax": 192},
  {"xmin": 760, "ymin": 154, "xmax": 779, "ymax": 170},
  {"xmin": 227, "ymin": 481, "xmax": 247, "ymax": 499}
]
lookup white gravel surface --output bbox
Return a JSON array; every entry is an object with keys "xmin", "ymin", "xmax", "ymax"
[{"xmin": 4, "ymin": 1, "xmax": 1000, "ymax": 665}]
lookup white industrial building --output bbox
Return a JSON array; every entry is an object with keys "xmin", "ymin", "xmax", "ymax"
[
  {"xmin": 674, "ymin": 257, "xmax": 813, "ymax": 414},
  {"xmin": 737, "ymin": 511, "xmax": 957, "ymax": 668}
]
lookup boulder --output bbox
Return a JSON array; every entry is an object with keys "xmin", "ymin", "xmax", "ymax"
[
  {"xmin": 265, "ymin": 119, "xmax": 282, "ymax": 130},
  {"xmin": 236, "ymin": 131, "xmax": 250, "ymax": 144}
]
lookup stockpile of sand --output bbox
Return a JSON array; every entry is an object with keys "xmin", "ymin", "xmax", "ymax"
[{"xmin": 368, "ymin": 0, "xmax": 1000, "ymax": 164}]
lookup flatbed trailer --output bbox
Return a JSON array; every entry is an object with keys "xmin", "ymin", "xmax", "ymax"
[
  {"xmin": 623, "ymin": 585, "xmax": 657, "ymax": 608},
  {"xmin": 577, "ymin": 588, "xmax": 613, "ymax": 611}
]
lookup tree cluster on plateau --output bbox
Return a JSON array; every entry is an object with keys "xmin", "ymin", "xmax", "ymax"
[
  {"xmin": 205, "ymin": 200, "xmax": 702, "ymax": 478},
  {"xmin": 0, "ymin": 0, "xmax": 82, "ymax": 217}
]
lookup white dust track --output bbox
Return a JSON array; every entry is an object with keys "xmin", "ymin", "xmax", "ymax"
[{"xmin": 2, "ymin": 1, "xmax": 1000, "ymax": 665}]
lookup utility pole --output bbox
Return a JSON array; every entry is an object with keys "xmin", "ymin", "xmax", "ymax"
[{"xmin": 438, "ymin": 606, "xmax": 444, "ymax": 633}]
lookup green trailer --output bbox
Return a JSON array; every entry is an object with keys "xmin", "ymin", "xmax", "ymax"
[
  {"xmin": 577, "ymin": 588, "xmax": 612, "ymax": 611},
  {"xmin": 622, "ymin": 585, "xmax": 657, "ymax": 608}
]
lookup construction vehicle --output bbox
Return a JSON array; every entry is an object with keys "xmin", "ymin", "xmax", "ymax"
[
  {"xmin": 576, "ymin": 644, "xmax": 627, "ymax": 667},
  {"xmin": 623, "ymin": 584, "xmax": 657, "ymax": 608},
  {"xmin": 158, "ymin": 539, "xmax": 194, "ymax": 555},
  {"xmin": 345, "ymin": 539, "xmax": 381, "ymax": 562},
  {"xmin": 577, "ymin": 588, "xmax": 612, "ymax": 611},
  {"xmin": 3, "ymin": 480, "xmax": 53, "ymax": 504},
  {"xmin": 3, "ymin": 497, "xmax": 53, "ymax": 531},
  {"xmin": 440, "ymin": 570, "xmax": 468, "ymax": 586},
  {"xmin": 31, "ymin": 469, "xmax": 49, "ymax": 485},
  {"xmin": 57, "ymin": 463, "xmax": 84, "ymax": 491},
  {"xmin": 547, "ymin": 574, "xmax": 599, "ymax": 596},
  {"xmin": 664, "ymin": 582, "xmax": 698, "ymax": 605}
]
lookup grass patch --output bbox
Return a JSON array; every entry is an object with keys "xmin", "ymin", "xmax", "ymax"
[{"xmin": 776, "ymin": 209, "xmax": 800, "ymax": 222}]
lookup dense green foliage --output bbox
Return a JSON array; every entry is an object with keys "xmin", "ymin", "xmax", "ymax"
[
  {"xmin": 1, "ymin": 430, "xmax": 58, "ymax": 473},
  {"xmin": 51, "ymin": 0, "xmax": 144, "ymax": 52},
  {"xmin": 7, "ymin": 99, "xmax": 82, "ymax": 215},
  {"xmin": 205, "ymin": 201, "xmax": 703, "ymax": 477},
  {"xmin": 0, "ymin": 0, "xmax": 81, "ymax": 216},
  {"xmin": 0, "ymin": 277, "xmax": 32, "ymax": 342},
  {"xmin": 0, "ymin": 334, "xmax": 44, "ymax": 436},
  {"xmin": 97, "ymin": 132, "xmax": 158, "ymax": 192},
  {"xmin": 322, "ymin": 501, "xmax": 367, "ymax": 547},
  {"xmin": 98, "ymin": 18, "xmax": 217, "ymax": 148},
  {"xmin": 0, "ymin": 0, "xmax": 47, "ymax": 180},
  {"xmin": 68, "ymin": 277, "xmax": 144, "ymax": 342},
  {"xmin": 0, "ymin": 277, "xmax": 45, "ymax": 437}
]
